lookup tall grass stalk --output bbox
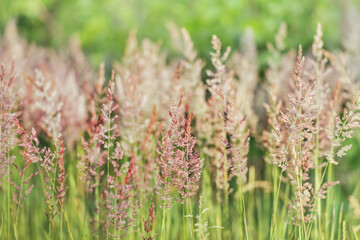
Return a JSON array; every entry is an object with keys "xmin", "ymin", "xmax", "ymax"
[
  {"xmin": 305, "ymin": 162, "xmax": 329, "ymax": 238},
  {"xmin": 325, "ymin": 163, "xmax": 333, "ymax": 239},
  {"xmin": 161, "ymin": 201, "xmax": 166, "ymax": 240},
  {"xmin": 14, "ymin": 168, "xmax": 25, "ymax": 240},
  {"xmin": 239, "ymin": 182, "xmax": 248, "ymax": 240},
  {"xmin": 2, "ymin": 21, "xmax": 360, "ymax": 240},
  {"xmin": 270, "ymin": 166, "xmax": 283, "ymax": 239},
  {"xmin": 337, "ymin": 203, "xmax": 343, "ymax": 240},
  {"xmin": 187, "ymin": 197, "xmax": 194, "ymax": 239},
  {"xmin": 95, "ymin": 182, "xmax": 100, "ymax": 239},
  {"xmin": 314, "ymin": 113, "xmax": 322, "ymax": 240},
  {"xmin": 7, "ymin": 163, "xmax": 10, "ymax": 240},
  {"xmin": 216, "ymin": 200, "xmax": 222, "ymax": 240},
  {"xmin": 106, "ymin": 104, "xmax": 111, "ymax": 240}
]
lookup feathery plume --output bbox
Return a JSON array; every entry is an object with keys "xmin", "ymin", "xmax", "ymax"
[
  {"xmin": 0, "ymin": 62, "xmax": 18, "ymax": 178},
  {"xmin": 155, "ymin": 94, "xmax": 203, "ymax": 207}
]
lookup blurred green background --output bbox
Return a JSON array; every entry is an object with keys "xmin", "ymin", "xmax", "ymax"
[{"xmin": 0, "ymin": 0, "xmax": 354, "ymax": 67}]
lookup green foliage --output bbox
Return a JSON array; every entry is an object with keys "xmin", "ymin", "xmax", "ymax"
[{"xmin": 0, "ymin": 0, "xmax": 345, "ymax": 66}]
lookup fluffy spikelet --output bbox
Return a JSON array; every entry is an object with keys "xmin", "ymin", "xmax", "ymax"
[
  {"xmin": 194, "ymin": 194, "xmax": 223, "ymax": 240},
  {"xmin": 205, "ymin": 35, "xmax": 249, "ymax": 200},
  {"xmin": 228, "ymin": 28, "xmax": 259, "ymax": 134},
  {"xmin": 1, "ymin": 23, "xmax": 90, "ymax": 147},
  {"xmin": 26, "ymin": 70, "xmax": 63, "ymax": 139},
  {"xmin": 326, "ymin": 95, "xmax": 360, "ymax": 164},
  {"xmin": 0, "ymin": 62, "xmax": 18, "ymax": 178},
  {"xmin": 312, "ymin": 23, "xmax": 324, "ymax": 63},
  {"xmin": 10, "ymin": 122, "xmax": 38, "ymax": 207},
  {"xmin": 104, "ymin": 162, "xmax": 133, "ymax": 238},
  {"xmin": 78, "ymin": 70, "xmax": 118, "ymax": 193},
  {"xmin": 155, "ymin": 94, "xmax": 203, "ymax": 207},
  {"xmin": 278, "ymin": 46, "xmax": 319, "ymax": 223},
  {"xmin": 263, "ymin": 24, "xmax": 287, "ymax": 164}
]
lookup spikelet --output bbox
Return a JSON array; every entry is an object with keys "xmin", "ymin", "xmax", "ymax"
[
  {"xmin": 0, "ymin": 62, "xmax": 18, "ymax": 178},
  {"xmin": 155, "ymin": 94, "xmax": 203, "ymax": 207},
  {"xmin": 141, "ymin": 203, "xmax": 157, "ymax": 240},
  {"xmin": 205, "ymin": 35, "xmax": 249, "ymax": 201}
]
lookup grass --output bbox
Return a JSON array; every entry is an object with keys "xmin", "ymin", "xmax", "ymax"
[{"xmin": 1, "ymin": 21, "xmax": 360, "ymax": 240}]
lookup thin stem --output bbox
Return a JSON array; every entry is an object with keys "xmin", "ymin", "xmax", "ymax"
[
  {"xmin": 270, "ymin": 167, "xmax": 284, "ymax": 239},
  {"xmin": 7, "ymin": 161, "xmax": 10, "ymax": 240},
  {"xmin": 223, "ymin": 154, "xmax": 230, "ymax": 239},
  {"xmin": 14, "ymin": 169, "xmax": 25, "ymax": 240},
  {"xmin": 161, "ymin": 201, "xmax": 166, "ymax": 240},
  {"xmin": 305, "ymin": 102, "xmax": 357, "ymax": 238},
  {"xmin": 60, "ymin": 211, "xmax": 63, "ymax": 240},
  {"xmin": 82, "ymin": 192, "xmax": 88, "ymax": 240},
  {"xmin": 106, "ymin": 109, "xmax": 111, "ymax": 240},
  {"xmin": 296, "ymin": 171, "xmax": 307, "ymax": 239},
  {"xmin": 325, "ymin": 163, "xmax": 333, "ymax": 239},
  {"xmin": 305, "ymin": 162, "xmax": 329, "ymax": 237},
  {"xmin": 187, "ymin": 197, "xmax": 194, "ymax": 240},
  {"xmin": 38, "ymin": 162, "xmax": 74, "ymax": 240},
  {"xmin": 297, "ymin": 71, "xmax": 307, "ymax": 240},
  {"xmin": 63, "ymin": 208, "xmax": 74, "ymax": 240},
  {"xmin": 239, "ymin": 183, "xmax": 248, "ymax": 240},
  {"xmin": 183, "ymin": 201, "xmax": 186, "ymax": 238},
  {"xmin": 48, "ymin": 218, "xmax": 52, "ymax": 239},
  {"xmin": 216, "ymin": 199, "xmax": 222, "ymax": 240},
  {"xmin": 50, "ymin": 159, "xmax": 57, "ymax": 236},
  {"xmin": 314, "ymin": 113, "xmax": 322, "ymax": 239},
  {"xmin": 281, "ymin": 182, "xmax": 290, "ymax": 239},
  {"xmin": 95, "ymin": 183, "xmax": 100, "ymax": 240}
]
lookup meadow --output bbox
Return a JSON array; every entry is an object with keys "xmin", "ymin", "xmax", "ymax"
[{"xmin": 1, "ymin": 6, "xmax": 360, "ymax": 240}]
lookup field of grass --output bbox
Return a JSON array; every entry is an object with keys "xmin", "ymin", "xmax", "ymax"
[{"xmin": 1, "ymin": 3, "xmax": 360, "ymax": 240}]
